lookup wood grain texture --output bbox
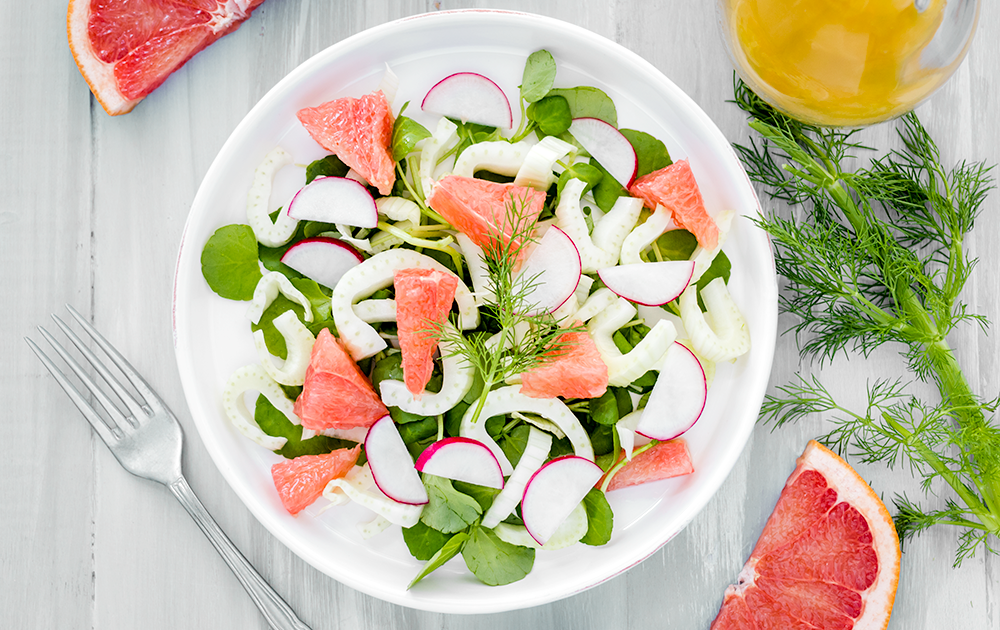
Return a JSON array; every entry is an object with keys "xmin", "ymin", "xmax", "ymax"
[{"xmin": 2, "ymin": 1, "xmax": 997, "ymax": 629}]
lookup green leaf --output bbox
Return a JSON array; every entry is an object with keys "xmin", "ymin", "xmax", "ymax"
[
  {"xmin": 521, "ymin": 49, "xmax": 557, "ymax": 103},
  {"xmin": 200, "ymin": 224, "xmax": 263, "ymax": 300},
  {"xmin": 591, "ymin": 159, "xmax": 629, "ymax": 211},
  {"xmin": 499, "ymin": 423, "xmax": 531, "ymax": 468},
  {"xmin": 461, "ymin": 526, "xmax": 535, "ymax": 586},
  {"xmin": 621, "ymin": 129, "xmax": 672, "ymax": 179},
  {"xmin": 420, "ymin": 474, "xmax": 483, "ymax": 534},
  {"xmin": 392, "ymin": 113, "xmax": 432, "ymax": 162},
  {"xmin": 254, "ymin": 395, "xmax": 354, "ymax": 459},
  {"xmin": 589, "ymin": 389, "xmax": 620, "ymax": 426},
  {"xmin": 613, "ymin": 386, "xmax": 633, "ymax": 417},
  {"xmin": 556, "ymin": 161, "xmax": 604, "ymax": 198},
  {"xmin": 305, "ymin": 155, "xmax": 349, "ymax": 184},
  {"xmin": 452, "ymin": 480, "xmax": 500, "ymax": 512},
  {"xmin": 527, "ymin": 95, "xmax": 572, "ymax": 136},
  {"xmin": 697, "ymin": 250, "xmax": 732, "ymax": 289},
  {"xmin": 580, "ymin": 488, "xmax": 614, "ymax": 546},
  {"xmin": 407, "ymin": 531, "xmax": 469, "ymax": 589},
  {"xmin": 656, "ymin": 229, "xmax": 698, "ymax": 260},
  {"xmin": 250, "ymin": 293, "xmax": 307, "ymax": 359},
  {"xmin": 548, "ymin": 87, "xmax": 617, "ymax": 126},
  {"xmin": 401, "ymin": 520, "xmax": 452, "ymax": 561}
]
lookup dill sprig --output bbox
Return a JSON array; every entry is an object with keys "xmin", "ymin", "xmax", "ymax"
[
  {"xmin": 733, "ymin": 78, "xmax": 1000, "ymax": 564},
  {"xmin": 437, "ymin": 192, "xmax": 584, "ymax": 426}
]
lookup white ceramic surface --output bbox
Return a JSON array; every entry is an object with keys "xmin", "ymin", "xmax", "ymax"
[{"xmin": 172, "ymin": 9, "xmax": 777, "ymax": 614}]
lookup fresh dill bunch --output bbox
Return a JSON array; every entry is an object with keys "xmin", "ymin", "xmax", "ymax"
[
  {"xmin": 733, "ymin": 78, "xmax": 1000, "ymax": 564},
  {"xmin": 436, "ymin": 192, "xmax": 584, "ymax": 425}
]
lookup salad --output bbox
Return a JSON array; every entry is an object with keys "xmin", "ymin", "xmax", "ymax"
[{"xmin": 199, "ymin": 49, "xmax": 750, "ymax": 588}]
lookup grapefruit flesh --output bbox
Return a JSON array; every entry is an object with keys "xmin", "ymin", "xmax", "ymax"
[
  {"xmin": 628, "ymin": 159, "xmax": 720, "ymax": 250},
  {"xmin": 293, "ymin": 328, "xmax": 389, "ymax": 431},
  {"xmin": 519, "ymin": 328, "xmax": 608, "ymax": 399},
  {"xmin": 427, "ymin": 175, "xmax": 547, "ymax": 253},
  {"xmin": 68, "ymin": 0, "xmax": 265, "ymax": 115},
  {"xmin": 710, "ymin": 440, "xmax": 900, "ymax": 630},
  {"xmin": 270, "ymin": 445, "xmax": 360, "ymax": 515},
  {"xmin": 603, "ymin": 438, "xmax": 693, "ymax": 491},
  {"xmin": 297, "ymin": 91, "xmax": 396, "ymax": 195},
  {"xmin": 393, "ymin": 267, "xmax": 459, "ymax": 395}
]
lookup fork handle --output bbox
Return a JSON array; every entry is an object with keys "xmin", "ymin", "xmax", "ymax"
[{"xmin": 168, "ymin": 476, "xmax": 313, "ymax": 630}]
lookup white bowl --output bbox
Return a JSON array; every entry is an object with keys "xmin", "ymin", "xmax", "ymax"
[{"xmin": 172, "ymin": 9, "xmax": 777, "ymax": 614}]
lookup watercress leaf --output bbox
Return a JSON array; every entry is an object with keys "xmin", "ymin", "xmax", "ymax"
[
  {"xmin": 201, "ymin": 224, "xmax": 263, "ymax": 300},
  {"xmin": 589, "ymin": 389, "xmax": 620, "ymax": 426},
  {"xmin": 556, "ymin": 161, "xmax": 604, "ymax": 198},
  {"xmin": 591, "ymin": 159, "xmax": 629, "ymax": 211},
  {"xmin": 580, "ymin": 488, "xmax": 614, "ymax": 546},
  {"xmin": 499, "ymin": 423, "xmax": 531, "ymax": 468},
  {"xmin": 250, "ymin": 293, "xmax": 306, "ymax": 359},
  {"xmin": 521, "ymin": 49, "xmax": 557, "ymax": 103},
  {"xmin": 420, "ymin": 474, "xmax": 483, "ymax": 534},
  {"xmin": 549, "ymin": 436, "xmax": 575, "ymax": 459},
  {"xmin": 461, "ymin": 526, "xmax": 535, "ymax": 586},
  {"xmin": 612, "ymin": 330, "xmax": 633, "ymax": 354},
  {"xmin": 407, "ymin": 531, "xmax": 469, "ymax": 589},
  {"xmin": 397, "ymin": 416, "xmax": 438, "ymax": 443},
  {"xmin": 305, "ymin": 154, "xmax": 350, "ymax": 183},
  {"xmin": 656, "ymin": 229, "xmax": 698, "ymax": 260},
  {"xmin": 697, "ymin": 249, "xmax": 732, "ymax": 289},
  {"xmin": 452, "ymin": 480, "xmax": 500, "ymax": 512},
  {"xmin": 590, "ymin": 423, "xmax": 615, "ymax": 456},
  {"xmin": 621, "ymin": 128, "xmax": 672, "ymax": 179},
  {"xmin": 548, "ymin": 86, "xmax": 618, "ymax": 126},
  {"xmin": 392, "ymin": 113, "xmax": 432, "ymax": 162},
  {"xmin": 401, "ymin": 520, "xmax": 452, "ymax": 561},
  {"xmin": 613, "ymin": 386, "xmax": 633, "ymax": 417},
  {"xmin": 290, "ymin": 276, "xmax": 332, "ymax": 321},
  {"xmin": 527, "ymin": 95, "xmax": 572, "ymax": 136},
  {"xmin": 254, "ymin": 395, "xmax": 354, "ymax": 459}
]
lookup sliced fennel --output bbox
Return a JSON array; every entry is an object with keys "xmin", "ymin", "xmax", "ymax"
[
  {"xmin": 589, "ymin": 297, "xmax": 677, "ymax": 386},
  {"xmin": 246, "ymin": 147, "xmax": 299, "ymax": 247},
  {"xmin": 353, "ymin": 299, "xmax": 397, "ymax": 323},
  {"xmin": 690, "ymin": 210, "xmax": 735, "ymax": 284},
  {"xmin": 252, "ymin": 310, "xmax": 315, "ymax": 386},
  {"xmin": 513, "ymin": 135, "xmax": 574, "ymax": 190},
  {"xmin": 453, "ymin": 140, "xmax": 532, "ymax": 178},
  {"xmin": 493, "ymin": 502, "xmax": 588, "ymax": 550},
  {"xmin": 379, "ymin": 328, "xmax": 475, "ymax": 416},
  {"xmin": 619, "ymin": 204, "xmax": 673, "ymax": 265},
  {"xmin": 480, "ymin": 426, "xmax": 552, "ymax": 528},
  {"xmin": 375, "ymin": 196, "xmax": 422, "ymax": 225},
  {"xmin": 453, "ymin": 232, "xmax": 494, "ymax": 306},
  {"xmin": 555, "ymin": 178, "xmax": 620, "ymax": 272},
  {"xmin": 591, "ymin": 195, "xmax": 643, "ymax": 257},
  {"xmin": 245, "ymin": 271, "xmax": 313, "ymax": 325},
  {"xmin": 419, "ymin": 117, "xmax": 459, "ymax": 194},
  {"xmin": 324, "ymin": 466, "xmax": 423, "ymax": 527},
  {"xmin": 221, "ymin": 364, "xmax": 299, "ymax": 450},
  {"xmin": 679, "ymin": 277, "xmax": 751, "ymax": 362}
]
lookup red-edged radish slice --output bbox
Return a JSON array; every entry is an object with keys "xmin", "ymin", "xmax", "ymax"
[
  {"xmin": 421, "ymin": 72, "xmax": 513, "ymax": 129},
  {"xmin": 598, "ymin": 260, "xmax": 695, "ymax": 307},
  {"xmin": 280, "ymin": 237, "xmax": 364, "ymax": 290},
  {"xmin": 414, "ymin": 437, "xmax": 505, "ymax": 489},
  {"xmin": 569, "ymin": 117, "xmax": 638, "ymax": 187},
  {"xmin": 515, "ymin": 226, "xmax": 581, "ymax": 315},
  {"xmin": 364, "ymin": 416, "xmax": 429, "ymax": 505},
  {"xmin": 521, "ymin": 455, "xmax": 604, "ymax": 546},
  {"xmin": 635, "ymin": 342, "xmax": 707, "ymax": 440},
  {"xmin": 286, "ymin": 176, "xmax": 378, "ymax": 229}
]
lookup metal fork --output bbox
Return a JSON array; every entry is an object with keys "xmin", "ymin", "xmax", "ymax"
[{"xmin": 26, "ymin": 305, "xmax": 312, "ymax": 630}]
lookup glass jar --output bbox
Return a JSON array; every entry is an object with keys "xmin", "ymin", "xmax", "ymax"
[{"xmin": 717, "ymin": 0, "xmax": 981, "ymax": 126}]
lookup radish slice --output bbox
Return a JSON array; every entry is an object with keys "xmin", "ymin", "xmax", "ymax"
[
  {"xmin": 379, "ymin": 328, "xmax": 475, "ymax": 416},
  {"xmin": 635, "ymin": 342, "xmax": 708, "ymax": 440},
  {"xmin": 375, "ymin": 196, "xmax": 422, "ymax": 225},
  {"xmin": 421, "ymin": 72, "xmax": 513, "ymax": 129},
  {"xmin": 591, "ymin": 195, "xmax": 643, "ymax": 257},
  {"xmin": 598, "ymin": 260, "xmax": 695, "ymax": 307},
  {"xmin": 679, "ymin": 277, "xmax": 751, "ymax": 362},
  {"xmin": 521, "ymin": 456, "xmax": 604, "ymax": 546},
  {"xmin": 619, "ymin": 204, "xmax": 673, "ymax": 265},
  {"xmin": 493, "ymin": 502, "xmax": 588, "ymax": 550},
  {"xmin": 481, "ymin": 427, "xmax": 552, "ymax": 528},
  {"xmin": 280, "ymin": 237, "xmax": 364, "ymax": 290},
  {"xmin": 572, "ymin": 287, "xmax": 618, "ymax": 323},
  {"xmin": 245, "ymin": 271, "xmax": 314, "ymax": 324},
  {"xmin": 514, "ymin": 225, "xmax": 581, "ymax": 315},
  {"xmin": 286, "ymin": 176, "xmax": 378, "ymax": 228},
  {"xmin": 251, "ymin": 310, "xmax": 315, "ymax": 386},
  {"xmin": 364, "ymin": 416, "xmax": 429, "ymax": 505},
  {"xmin": 514, "ymin": 136, "xmax": 575, "ymax": 191},
  {"xmin": 555, "ymin": 178, "xmax": 621, "ymax": 273},
  {"xmin": 324, "ymin": 465, "xmax": 423, "ymax": 527},
  {"xmin": 221, "ymin": 364, "xmax": 297, "ymax": 451},
  {"xmin": 452, "ymin": 141, "xmax": 531, "ymax": 178},
  {"xmin": 588, "ymin": 297, "xmax": 677, "ymax": 387},
  {"xmin": 331, "ymin": 249, "xmax": 479, "ymax": 361},
  {"xmin": 419, "ymin": 117, "xmax": 459, "ymax": 195},
  {"xmin": 353, "ymin": 299, "xmax": 397, "ymax": 323},
  {"xmin": 414, "ymin": 437, "xmax": 505, "ymax": 489},
  {"xmin": 569, "ymin": 117, "xmax": 638, "ymax": 187},
  {"xmin": 690, "ymin": 210, "xmax": 735, "ymax": 284},
  {"xmin": 246, "ymin": 147, "xmax": 299, "ymax": 247},
  {"xmin": 461, "ymin": 386, "xmax": 594, "ymax": 478}
]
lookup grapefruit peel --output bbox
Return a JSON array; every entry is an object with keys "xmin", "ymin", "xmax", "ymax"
[
  {"xmin": 251, "ymin": 310, "xmax": 315, "ymax": 386},
  {"xmin": 245, "ymin": 271, "xmax": 314, "ymax": 325},
  {"xmin": 245, "ymin": 147, "xmax": 300, "ymax": 247}
]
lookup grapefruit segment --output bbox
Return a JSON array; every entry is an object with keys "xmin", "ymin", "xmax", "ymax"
[
  {"xmin": 270, "ymin": 445, "xmax": 361, "ymax": 515},
  {"xmin": 628, "ymin": 159, "xmax": 719, "ymax": 250},
  {"xmin": 293, "ymin": 328, "xmax": 389, "ymax": 431},
  {"xmin": 710, "ymin": 441, "xmax": 900, "ymax": 630},
  {"xmin": 297, "ymin": 91, "xmax": 396, "ymax": 195},
  {"xmin": 519, "ymin": 328, "xmax": 608, "ymax": 399},
  {"xmin": 600, "ymin": 438, "xmax": 694, "ymax": 491},
  {"xmin": 68, "ymin": 0, "xmax": 265, "ymax": 115},
  {"xmin": 427, "ymin": 175, "xmax": 546, "ymax": 252},
  {"xmin": 393, "ymin": 267, "xmax": 459, "ymax": 395}
]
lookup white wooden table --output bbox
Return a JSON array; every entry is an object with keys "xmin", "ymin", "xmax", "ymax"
[{"xmin": 4, "ymin": 2, "xmax": 998, "ymax": 628}]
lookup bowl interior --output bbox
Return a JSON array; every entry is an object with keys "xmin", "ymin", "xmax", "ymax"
[{"xmin": 172, "ymin": 9, "xmax": 777, "ymax": 613}]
